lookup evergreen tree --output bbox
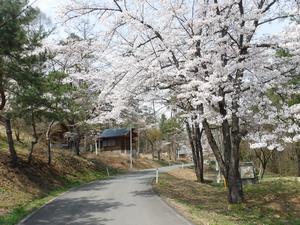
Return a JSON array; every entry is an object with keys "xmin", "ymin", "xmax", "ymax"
[{"xmin": 0, "ymin": 0, "xmax": 42, "ymax": 166}]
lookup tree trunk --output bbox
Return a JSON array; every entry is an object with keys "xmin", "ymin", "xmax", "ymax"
[
  {"xmin": 46, "ymin": 139, "xmax": 51, "ymax": 164},
  {"xmin": 227, "ymin": 166, "xmax": 244, "ymax": 204},
  {"xmin": 169, "ymin": 137, "xmax": 173, "ymax": 160},
  {"xmin": 254, "ymin": 149, "xmax": 273, "ymax": 179},
  {"xmin": 28, "ymin": 141, "xmax": 37, "ymax": 164},
  {"xmin": 224, "ymin": 141, "xmax": 244, "ymax": 204},
  {"xmin": 0, "ymin": 83, "xmax": 18, "ymax": 166},
  {"xmin": 157, "ymin": 150, "xmax": 161, "ymax": 160},
  {"xmin": 0, "ymin": 115, "xmax": 18, "ymax": 167},
  {"xmin": 203, "ymin": 118, "xmax": 244, "ymax": 204},
  {"xmin": 28, "ymin": 113, "xmax": 38, "ymax": 164},
  {"xmin": 84, "ymin": 135, "xmax": 87, "ymax": 151},
  {"xmin": 186, "ymin": 122, "xmax": 199, "ymax": 179},
  {"xmin": 0, "ymin": 86, "xmax": 18, "ymax": 166},
  {"xmin": 74, "ymin": 137, "xmax": 80, "ymax": 156},
  {"xmin": 256, "ymin": 150, "xmax": 264, "ymax": 179},
  {"xmin": 227, "ymin": 111, "xmax": 244, "ymax": 203},
  {"xmin": 296, "ymin": 142, "xmax": 300, "ymax": 177},
  {"xmin": 46, "ymin": 120, "xmax": 55, "ymax": 165},
  {"xmin": 14, "ymin": 128, "xmax": 23, "ymax": 143},
  {"xmin": 137, "ymin": 129, "xmax": 140, "ymax": 158},
  {"xmin": 186, "ymin": 121, "xmax": 204, "ymax": 183},
  {"xmin": 260, "ymin": 162, "xmax": 267, "ymax": 179},
  {"xmin": 75, "ymin": 126, "xmax": 81, "ymax": 156},
  {"xmin": 150, "ymin": 142, "xmax": 155, "ymax": 160},
  {"xmin": 195, "ymin": 123, "xmax": 204, "ymax": 182}
]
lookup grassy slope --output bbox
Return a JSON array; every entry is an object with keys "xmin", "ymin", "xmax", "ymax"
[{"xmin": 154, "ymin": 168, "xmax": 300, "ymax": 225}]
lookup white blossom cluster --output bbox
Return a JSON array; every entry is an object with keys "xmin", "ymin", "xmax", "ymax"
[{"xmin": 58, "ymin": 0, "xmax": 300, "ymax": 150}]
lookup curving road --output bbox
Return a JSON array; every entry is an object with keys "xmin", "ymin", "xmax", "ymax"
[{"xmin": 19, "ymin": 165, "xmax": 193, "ymax": 225}]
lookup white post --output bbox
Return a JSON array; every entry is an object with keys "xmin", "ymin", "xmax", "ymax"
[
  {"xmin": 106, "ymin": 167, "xmax": 110, "ymax": 176},
  {"xmin": 137, "ymin": 128, "xmax": 140, "ymax": 156},
  {"xmin": 181, "ymin": 163, "xmax": 184, "ymax": 169},
  {"xmin": 95, "ymin": 140, "xmax": 98, "ymax": 155},
  {"xmin": 130, "ymin": 126, "xmax": 133, "ymax": 169},
  {"xmin": 216, "ymin": 161, "xmax": 221, "ymax": 183},
  {"xmin": 156, "ymin": 168, "xmax": 159, "ymax": 183}
]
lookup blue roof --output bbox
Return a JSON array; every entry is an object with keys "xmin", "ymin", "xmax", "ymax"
[{"xmin": 100, "ymin": 128, "xmax": 130, "ymax": 138}]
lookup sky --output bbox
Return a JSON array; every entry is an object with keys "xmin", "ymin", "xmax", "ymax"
[
  {"xmin": 29, "ymin": 0, "xmax": 291, "ymax": 118},
  {"xmin": 32, "ymin": 0, "xmax": 59, "ymax": 18},
  {"xmin": 32, "ymin": 0, "xmax": 289, "ymax": 37}
]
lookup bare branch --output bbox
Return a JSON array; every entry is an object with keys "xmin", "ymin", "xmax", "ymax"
[{"xmin": 258, "ymin": 15, "xmax": 291, "ymax": 26}]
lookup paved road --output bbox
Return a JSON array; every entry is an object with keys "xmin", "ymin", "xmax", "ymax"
[{"xmin": 19, "ymin": 165, "xmax": 193, "ymax": 225}]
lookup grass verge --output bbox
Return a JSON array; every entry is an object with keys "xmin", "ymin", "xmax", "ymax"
[{"xmin": 154, "ymin": 169, "xmax": 300, "ymax": 225}]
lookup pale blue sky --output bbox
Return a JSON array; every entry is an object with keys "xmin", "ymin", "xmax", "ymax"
[
  {"xmin": 32, "ymin": 0, "xmax": 59, "ymax": 18},
  {"xmin": 31, "ymin": 0, "xmax": 288, "ymax": 38}
]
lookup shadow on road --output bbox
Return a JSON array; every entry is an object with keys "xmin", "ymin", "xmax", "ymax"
[
  {"xmin": 21, "ymin": 181, "xmax": 134, "ymax": 225},
  {"xmin": 130, "ymin": 189, "xmax": 155, "ymax": 198},
  {"xmin": 21, "ymin": 196, "xmax": 134, "ymax": 225}
]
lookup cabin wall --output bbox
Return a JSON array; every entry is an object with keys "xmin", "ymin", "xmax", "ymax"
[{"xmin": 100, "ymin": 136, "xmax": 131, "ymax": 151}]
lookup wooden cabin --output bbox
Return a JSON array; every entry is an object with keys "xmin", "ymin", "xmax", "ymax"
[{"xmin": 98, "ymin": 128, "xmax": 137, "ymax": 153}]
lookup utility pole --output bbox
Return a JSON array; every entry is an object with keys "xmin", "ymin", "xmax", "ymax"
[
  {"xmin": 130, "ymin": 126, "xmax": 133, "ymax": 169},
  {"xmin": 95, "ymin": 139, "xmax": 98, "ymax": 155},
  {"xmin": 137, "ymin": 128, "xmax": 140, "ymax": 156}
]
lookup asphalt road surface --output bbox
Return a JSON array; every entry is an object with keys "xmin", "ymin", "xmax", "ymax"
[{"xmin": 19, "ymin": 165, "xmax": 193, "ymax": 225}]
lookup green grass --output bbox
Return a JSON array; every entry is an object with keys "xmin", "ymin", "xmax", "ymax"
[{"xmin": 0, "ymin": 169, "xmax": 119, "ymax": 225}]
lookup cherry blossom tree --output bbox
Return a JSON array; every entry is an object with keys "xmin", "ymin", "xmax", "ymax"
[{"xmin": 61, "ymin": 0, "xmax": 300, "ymax": 203}]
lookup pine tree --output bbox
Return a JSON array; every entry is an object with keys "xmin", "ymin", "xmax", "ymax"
[{"xmin": 0, "ymin": 0, "xmax": 43, "ymax": 166}]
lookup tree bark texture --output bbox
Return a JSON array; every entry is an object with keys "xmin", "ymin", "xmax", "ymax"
[
  {"xmin": 157, "ymin": 150, "xmax": 161, "ymax": 161},
  {"xmin": 0, "ymin": 83, "xmax": 18, "ymax": 167},
  {"xmin": 0, "ymin": 115, "xmax": 18, "ymax": 167},
  {"xmin": 203, "ymin": 118, "xmax": 244, "ymax": 204},
  {"xmin": 14, "ymin": 128, "xmax": 23, "ymax": 143},
  {"xmin": 46, "ymin": 120, "xmax": 55, "ymax": 165},
  {"xmin": 28, "ymin": 113, "xmax": 38, "ymax": 164},
  {"xmin": 186, "ymin": 121, "xmax": 204, "ymax": 183}
]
